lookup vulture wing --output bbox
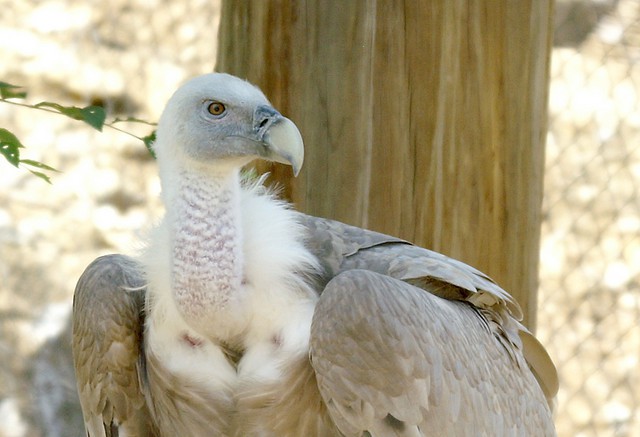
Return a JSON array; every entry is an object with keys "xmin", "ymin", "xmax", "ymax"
[
  {"xmin": 302, "ymin": 215, "xmax": 557, "ymax": 436},
  {"xmin": 72, "ymin": 255, "xmax": 156, "ymax": 437}
]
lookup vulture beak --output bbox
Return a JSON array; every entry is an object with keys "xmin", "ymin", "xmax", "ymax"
[{"xmin": 254, "ymin": 105, "xmax": 304, "ymax": 176}]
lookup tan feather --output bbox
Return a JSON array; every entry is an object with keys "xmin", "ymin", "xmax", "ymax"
[
  {"xmin": 143, "ymin": 349, "xmax": 234, "ymax": 436},
  {"xmin": 232, "ymin": 354, "xmax": 339, "ymax": 436},
  {"xmin": 72, "ymin": 255, "xmax": 156, "ymax": 437},
  {"xmin": 310, "ymin": 269, "xmax": 556, "ymax": 436}
]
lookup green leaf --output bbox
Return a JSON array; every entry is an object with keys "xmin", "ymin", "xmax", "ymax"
[
  {"xmin": 142, "ymin": 130, "xmax": 157, "ymax": 159},
  {"xmin": 27, "ymin": 169, "xmax": 52, "ymax": 184},
  {"xmin": 0, "ymin": 128, "xmax": 24, "ymax": 167},
  {"xmin": 0, "ymin": 81, "xmax": 27, "ymax": 99},
  {"xmin": 35, "ymin": 102, "xmax": 106, "ymax": 131},
  {"xmin": 20, "ymin": 159, "xmax": 60, "ymax": 172}
]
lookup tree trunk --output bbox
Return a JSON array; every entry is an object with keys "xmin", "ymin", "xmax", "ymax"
[{"xmin": 217, "ymin": 0, "xmax": 554, "ymax": 330}]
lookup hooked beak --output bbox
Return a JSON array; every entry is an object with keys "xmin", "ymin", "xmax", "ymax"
[{"xmin": 254, "ymin": 106, "xmax": 304, "ymax": 176}]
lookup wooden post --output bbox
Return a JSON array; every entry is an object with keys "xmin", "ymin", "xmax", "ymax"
[{"xmin": 217, "ymin": 1, "xmax": 554, "ymax": 330}]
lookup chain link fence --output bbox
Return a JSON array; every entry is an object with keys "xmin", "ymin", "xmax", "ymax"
[
  {"xmin": 538, "ymin": 0, "xmax": 640, "ymax": 436},
  {"xmin": 0, "ymin": 1, "xmax": 638, "ymax": 436}
]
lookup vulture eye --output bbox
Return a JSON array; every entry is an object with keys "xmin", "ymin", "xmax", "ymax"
[{"xmin": 207, "ymin": 101, "xmax": 226, "ymax": 116}]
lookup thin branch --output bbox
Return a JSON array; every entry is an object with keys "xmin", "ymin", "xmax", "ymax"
[
  {"xmin": 1, "ymin": 98, "xmax": 153, "ymax": 142},
  {"xmin": 1, "ymin": 98, "xmax": 61, "ymax": 115},
  {"xmin": 103, "ymin": 122, "xmax": 148, "ymax": 142}
]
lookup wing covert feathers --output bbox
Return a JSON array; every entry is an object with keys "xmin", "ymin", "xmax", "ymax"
[
  {"xmin": 310, "ymin": 270, "xmax": 556, "ymax": 437},
  {"xmin": 72, "ymin": 255, "xmax": 155, "ymax": 437},
  {"xmin": 300, "ymin": 214, "xmax": 558, "ymax": 413},
  {"xmin": 299, "ymin": 214, "xmax": 521, "ymax": 319}
]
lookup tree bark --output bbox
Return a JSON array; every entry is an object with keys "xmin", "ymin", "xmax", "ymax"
[{"xmin": 217, "ymin": 0, "xmax": 554, "ymax": 330}]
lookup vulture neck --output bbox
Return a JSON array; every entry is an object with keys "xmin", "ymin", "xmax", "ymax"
[{"xmin": 166, "ymin": 162, "xmax": 247, "ymax": 338}]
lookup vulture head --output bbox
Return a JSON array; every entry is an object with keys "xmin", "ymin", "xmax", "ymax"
[{"xmin": 154, "ymin": 73, "xmax": 304, "ymax": 176}]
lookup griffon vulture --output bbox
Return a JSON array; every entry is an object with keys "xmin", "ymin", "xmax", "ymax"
[{"xmin": 72, "ymin": 73, "xmax": 558, "ymax": 437}]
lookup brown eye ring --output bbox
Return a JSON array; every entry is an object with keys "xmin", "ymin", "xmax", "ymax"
[{"xmin": 207, "ymin": 101, "xmax": 226, "ymax": 116}]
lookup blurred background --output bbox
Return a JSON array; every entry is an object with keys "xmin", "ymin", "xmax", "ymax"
[{"xmin": 0, "ymin": 1, "xmax": 638, "ymax": 436}]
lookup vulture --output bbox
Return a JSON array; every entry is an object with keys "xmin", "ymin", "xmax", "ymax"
[{"xmin": 72, "ymin": 73, "xmax": 558, "ymax": 437}]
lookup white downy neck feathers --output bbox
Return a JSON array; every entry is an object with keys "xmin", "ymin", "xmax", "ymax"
[{"xmin": 140, "ymin": 73, "xmax": 319, "ymax": 390}]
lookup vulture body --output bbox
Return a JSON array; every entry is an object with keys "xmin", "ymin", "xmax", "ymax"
[{"xmin": 72, "ymin": 73, "xmax": 558, "ymax": 437}]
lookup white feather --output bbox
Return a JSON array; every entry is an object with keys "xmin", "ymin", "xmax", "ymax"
[
  {"xmin": 136, "ymin": 73, "xmax": 322, "ymax": 397},
  {"xmin": 141, "ymin": 166, "xmax": 319, "ymax": 391}
]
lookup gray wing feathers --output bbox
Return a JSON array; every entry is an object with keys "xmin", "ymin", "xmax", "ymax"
[
  {"xmin": 310, "ymin": 271, "xmax": 430, "ymax": 436},
  {"xmin": 72, "ymin": 254, "xmax": 155, "ymax": 437},
  {"xmin": 298, "ymin": 213, "xmax": 406, "ymax": 282},
  {"xmin": 299, "ymin": 214, "xmax": 558, "ymax": 405},
  {"xmin": 519, "ymin": 330, "xmax": 560, "ymax": 402},
  {"xmin": 310, "ymin": 270, "xmax": 556, "ymax": 437},
  {"xmin": 299, "ymin": 213, "xmax": 520, "ymax": 319}
]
